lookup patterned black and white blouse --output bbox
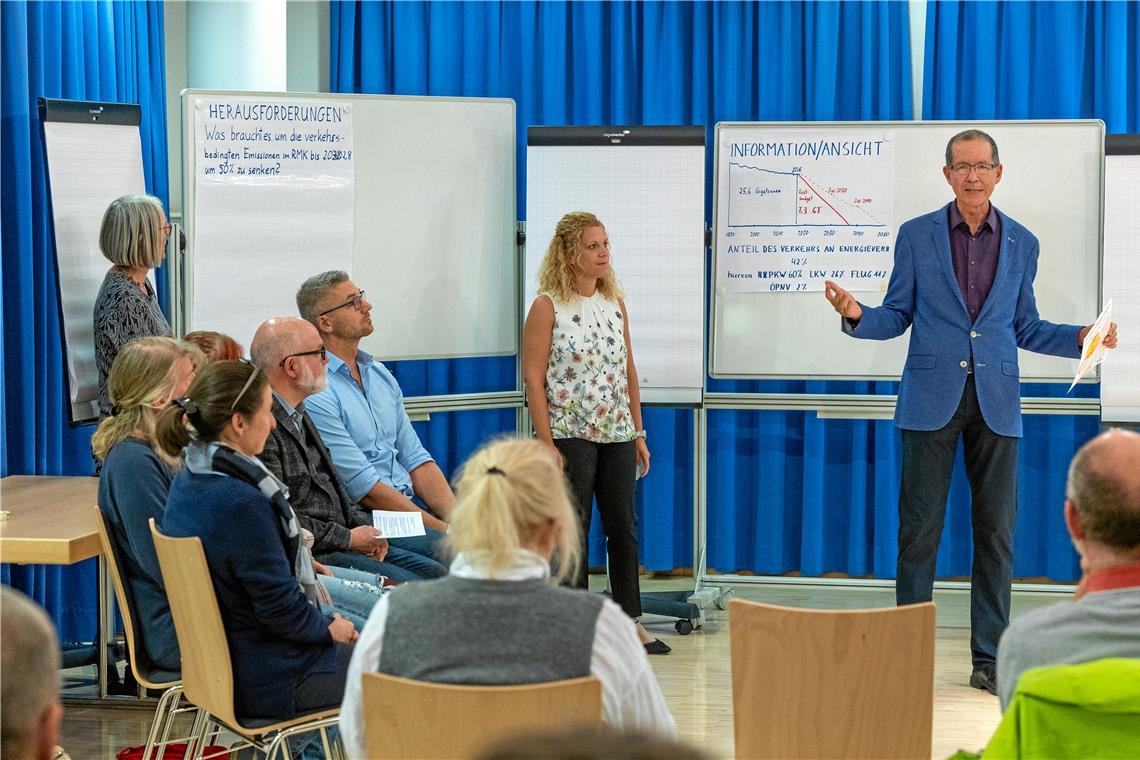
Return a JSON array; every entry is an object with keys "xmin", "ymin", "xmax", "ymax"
[{"xmin": 93, "ymin": 269, "xmax": 171, "ymax": 418}]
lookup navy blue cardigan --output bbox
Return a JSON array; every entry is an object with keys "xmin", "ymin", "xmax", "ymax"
[
  {"xmin": 163, "ymin": 468, "xmax": 335, "ymax": 720},
  {"xmin": 98, "ymin": 437, "xmax": 180, "ymax": 671}
]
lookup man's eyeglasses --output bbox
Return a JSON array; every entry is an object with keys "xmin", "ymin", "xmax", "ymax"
[
  {"xmin": 231, "ymin": 358, "xmax": 261, "ymax": 412},
  {"xmin": 948, "ymin": 163, "xmax": 997, "ymax": 176},
  {"xmin": 160, "ymin": 223, "xmax": 173, "ymax": 236},
  {"xmin": 318, "ymin": 290, "xmax": 366, "ymax": 317},
  {"xmin": 279, "ymin": 347, "xmax": 327, "ymax": 367}
]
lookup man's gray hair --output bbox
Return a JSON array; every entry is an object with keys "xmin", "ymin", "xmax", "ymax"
[
  {"xmin": 945, "ymin": 129, "xmax": 1000, "ymax": 167},
  {"xmin": 250, "ymin": 320, "xmax": 303, "ymax": 372},
  {"xmin": 1066, "ymin": 433, "xmax": 1140, "ymax": 550},
  {"xmin": 1, "ymin": 587, "xmax": 60, "ymax": 759},
  {"xmin": 296, "ymin": 270, "xmax": 350, "ymax": 326}
]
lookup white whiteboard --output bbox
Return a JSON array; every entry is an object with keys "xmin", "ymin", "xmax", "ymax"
[
  {"xmin": 525, "ymin": 127, "xmax": 706, "ymax": 404},
  {"xmin": 182, "ymin": 90, "xmax": 516, "ymax": 358},
  {"xmin": 40, "ymin": 100, "xmax": 149, "ymax": 424},
  {"xmin": 711, "ymin": 120, "xmax": 1104, "ymax": 381},
  {"xmin": 1100, "ymin": 135, "xmax": 1140, "ymax": 423}
]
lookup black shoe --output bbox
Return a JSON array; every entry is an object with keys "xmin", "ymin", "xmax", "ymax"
[
  {"xmin": 969, "ymin": 667, "xmax": 998, "ymax": 695},
  {"xmin": 644, "ymin": 639, "xmax": 671, "ymax": 655}
]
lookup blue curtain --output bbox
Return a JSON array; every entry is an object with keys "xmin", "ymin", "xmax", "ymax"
[
  {"xmin": 923, "ymin": 0, "xmax": 1140, "ymax": 581},
  {"xmin": 924, "ymin": 0, "xmax": 1139, "ymax": 132},
  {"xmin": 1, "ymin": 0, "xmax": 168, "ymax": 640},
  {"xmin": 331, "ymin": 0, "xmax": 912, "ymax": 573}
]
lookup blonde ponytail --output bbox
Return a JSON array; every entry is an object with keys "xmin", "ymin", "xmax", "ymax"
[{"xmin": 447, "ymin": 437, "xmax": 581, "ymax": 582}]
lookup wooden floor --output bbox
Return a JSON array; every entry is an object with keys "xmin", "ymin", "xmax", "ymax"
[{"xmin": 58, "ymin": 577, "xmax": 1067, "ymax": 759}]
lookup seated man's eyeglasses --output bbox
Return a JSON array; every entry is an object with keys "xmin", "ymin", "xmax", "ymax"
[
  {"xmin": 279, "ymin": 347, "xmax": 327, "ymax": 367},
  {"xmin": 318, "ymin": 290, "xmax": 366, "ymax": 317},
  {"xmin": 949, "ymin": 163, "xmax": 997, "ymax": 176}
]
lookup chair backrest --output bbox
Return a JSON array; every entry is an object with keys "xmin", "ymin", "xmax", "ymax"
[
  {"xmin": 729, "ymin": 598, "xmax": 935, "ymax": 760},
  {"xmin": 93, "ymin": 506, "xmax": 170, "ymax": 686},
  {"xmin": 149, "ymin": 518, "xmax": 239, "ymax": 727},
  {"xmin": 361, "ymin": 672, "xmax": 603, "ymax": 759},
  {"xmin": 982, "ymin": 658, "xmax": 1140, "ymax": 759}
]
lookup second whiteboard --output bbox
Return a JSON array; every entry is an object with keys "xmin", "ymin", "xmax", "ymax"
[{"xmin": 525, "ymin": 126, "xmax": 706, "ymax": 404}]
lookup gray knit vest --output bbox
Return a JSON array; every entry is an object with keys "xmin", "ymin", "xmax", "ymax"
[{"xmin": 378, "ymin": 575, "xmax": 603, "ymax": 684}]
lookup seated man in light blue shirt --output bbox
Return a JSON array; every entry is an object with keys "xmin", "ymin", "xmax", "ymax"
[{"xmin": 297, "ymin": 271, "xmax": 454, "ymax": 563}]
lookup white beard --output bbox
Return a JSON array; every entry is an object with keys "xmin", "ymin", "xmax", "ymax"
[{"xmin": 298, "ymin": 363, "xmax": 329, "ymax": 396}]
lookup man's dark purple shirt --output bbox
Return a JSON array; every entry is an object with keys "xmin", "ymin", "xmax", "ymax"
[{"xmin": 948, "ymin": 203, "xmax": 1001, "ymax": 323}]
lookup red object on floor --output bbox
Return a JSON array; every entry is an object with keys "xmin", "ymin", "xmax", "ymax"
[{"xmin": 116, "ymin": 743, "xmax": 228, "ymax": 760}]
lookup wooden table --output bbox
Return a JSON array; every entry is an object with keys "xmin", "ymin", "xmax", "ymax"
[
  {"xmin": 0, "ymin": 476, "xmax": 101, "ymax": 563},
  {"xmin": 1, "ymin": 475, "xmax": 112, "ymax": 698}
]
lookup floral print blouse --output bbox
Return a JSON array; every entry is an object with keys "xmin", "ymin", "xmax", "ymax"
[{"xmin": 543, "ymin": 291, "xmax": 636, "ymax": 444}]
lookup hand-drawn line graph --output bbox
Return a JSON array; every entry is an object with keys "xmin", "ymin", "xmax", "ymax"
[{"xmin": 727, "ymin": 161, "xmax": 890, "ymax": 228}]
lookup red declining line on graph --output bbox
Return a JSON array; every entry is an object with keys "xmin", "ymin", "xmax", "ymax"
[{"xmin": 797, "ymin": 175, "xmax": 850, "ymax": 225}]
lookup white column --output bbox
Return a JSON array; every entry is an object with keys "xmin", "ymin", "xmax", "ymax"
[
  {"xmin": 286, "ymin": 1, "xmax": 330, "ymax": 93},
  {"xmin": 186, "ymin": 0, "xmax": 287, "ymax": 91},
  {"xmin": 909, "ymin": 0, "xmax": 927, "ymax": 120}
]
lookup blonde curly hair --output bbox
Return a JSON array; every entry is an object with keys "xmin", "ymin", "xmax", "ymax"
[{"xmin": 537, "ymin": 212, "xmax": 623, "ymax": 302}]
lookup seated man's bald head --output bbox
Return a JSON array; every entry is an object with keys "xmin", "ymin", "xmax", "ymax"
[
  {"xmin": 250, "ymin": 317, "xmax": 318, "ymax": 371},
  {"xmin": 1066, "ymin": 429, "xmax": 1140, "ymax": 554}
]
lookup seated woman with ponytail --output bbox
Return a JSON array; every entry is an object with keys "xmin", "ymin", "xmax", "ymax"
[
  {"xmin": 339, "ymin": 437, "xmax": 676, "ymax": 758},
  {"xmin": 94, "ymin": 336, "xmax": 201, "ymax": 672},
  {"xmin": 157, "ymin": 360, "xmax": 357, "ymax": 723}
]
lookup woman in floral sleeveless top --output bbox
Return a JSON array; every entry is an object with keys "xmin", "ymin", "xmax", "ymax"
[{"xmin": 523, "ymin": 212, "xmax": 669, "ymax": 655}]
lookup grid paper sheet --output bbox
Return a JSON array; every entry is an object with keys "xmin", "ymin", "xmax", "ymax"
[
  {"xmin": 526, "ymin": 144, "xmax": 705, "ymax": 403},
  {"xmin": 43, "ymin": 120, "xmax": 147, "ymax": 423},
  {"xmin": 1101, "ymin": 154, "xmax": 1140, "ymax": 423}
]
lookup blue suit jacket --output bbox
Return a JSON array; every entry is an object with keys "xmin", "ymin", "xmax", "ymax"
[{"xmin": 845, "ymin": 203, "xmax": 1081, "ymax": 438}]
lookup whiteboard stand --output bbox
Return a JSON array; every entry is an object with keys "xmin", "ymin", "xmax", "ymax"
[{"xmin": 633, "ymin": 406, "xmax": 726, "ymax": 636}]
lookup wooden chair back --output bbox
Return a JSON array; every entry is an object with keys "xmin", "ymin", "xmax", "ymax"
[
  {"xmin": 94, "ymin": 506, "xmax": 174, "ymax": 687},
  {"xmin": 362, "ymin": 672, "xmax": 603, "ymax": 759},
  {"xmin": 149, "ymin": 518, "xmax": 239, "ymax": 727},
  {"xmin": 729, "ymin": 598, "xmax": 935, "ymax": 759}
]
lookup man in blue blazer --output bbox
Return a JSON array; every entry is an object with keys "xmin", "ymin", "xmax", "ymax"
[{"xmin": 825, "ymin": 129, "xmax": 1117, "ymax": 695}]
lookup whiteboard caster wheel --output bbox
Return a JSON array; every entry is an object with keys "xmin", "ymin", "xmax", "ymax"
[
  {"xmin": 675, "ymin": 619, "xmax": 694, "ymax": 635},
  {"xmin": 716, "ymin": 588, "xmax": 735, "ymax": 610}
]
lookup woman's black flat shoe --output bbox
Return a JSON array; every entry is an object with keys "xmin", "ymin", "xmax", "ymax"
[{"xmin": 644, "ymin": 638, "xmax": 671, "ymax": 655}]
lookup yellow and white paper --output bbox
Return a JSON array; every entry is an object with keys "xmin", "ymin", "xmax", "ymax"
[{"xmin": 1070, "ymin": 299, "xmax": 1113, "ymax": 392}]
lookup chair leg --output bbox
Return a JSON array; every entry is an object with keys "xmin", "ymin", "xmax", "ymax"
[
  {"xmin": 141, "ymin": 685, "xmax": 181, "ymax": 760},
  {"xmin": 264, "ymin": 733, "xmax": 286, "ymax": 760},
  {"xmin": 318, "ymin": 728, "xmax": 331, "ymax": 760},
  {"xmin": 184, "ymin": 709, "xmax": 211, "ymax": 760},
  {"xmin": 156, "ymin": 689, "xmax": 186, "ymax": 751}
]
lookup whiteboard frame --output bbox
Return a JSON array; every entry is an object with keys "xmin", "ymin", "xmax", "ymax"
[
  {"xmin": 709, "ymin": 119, "xmax": 1105, "ymax": 382},
  {"xmin": 178, "ymin": 88, "xmax": 517, "ymax": 361},
  {"xmin": 524, "ymin": 125, "xmax": 707, "ymax": 405}
]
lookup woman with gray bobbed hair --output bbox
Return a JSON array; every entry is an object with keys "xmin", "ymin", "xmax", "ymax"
[{"xmin": 93, "ymin": 193, "xmax": 173, "ymax": 418}]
